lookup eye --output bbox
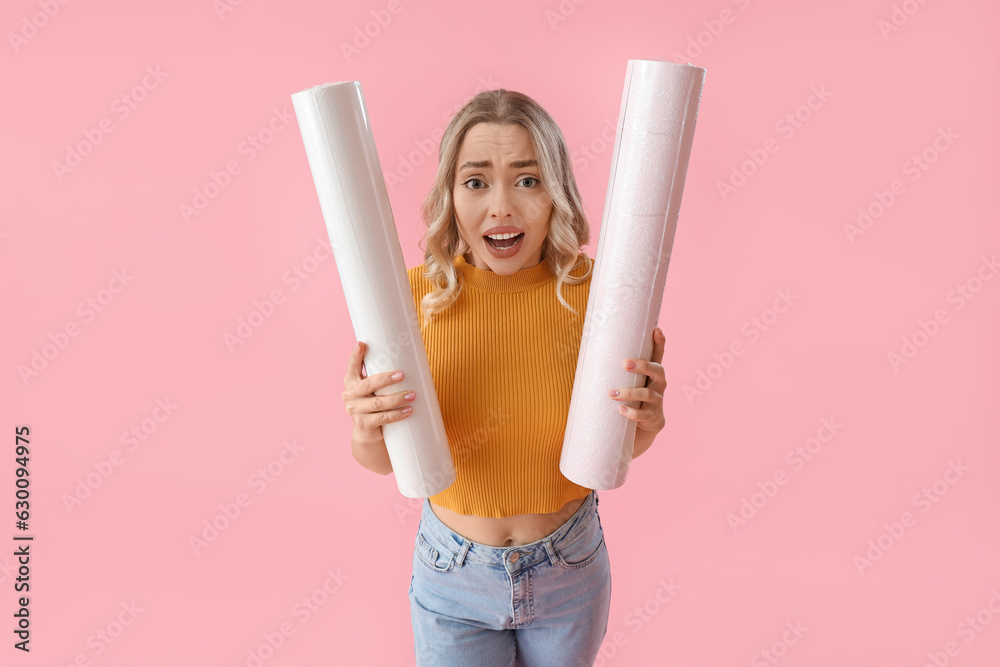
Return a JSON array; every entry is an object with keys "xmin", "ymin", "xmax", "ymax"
[
  {"xmin": 463, "ymin": 178, "xmax": 487, "ymax": 190},
  {"xmin": 518, "ymin": 176, "xmax": 540, "ymax": 188}
]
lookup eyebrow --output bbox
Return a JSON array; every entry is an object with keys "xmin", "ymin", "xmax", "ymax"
[{"xmin": 458, "ymin": 159, "xmax": 538, "ymax": 172}]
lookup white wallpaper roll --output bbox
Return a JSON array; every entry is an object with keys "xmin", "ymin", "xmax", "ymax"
[
  {"xmin": 560, "ymin": 59, "xmax": 706, "ymax": 490},
  {"xmin": 291, "ymin": 81, "xmax": 455, "ymax": 498}
]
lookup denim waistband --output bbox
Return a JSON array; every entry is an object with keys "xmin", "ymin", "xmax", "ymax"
[{"xmin": 417, "ymin": 491, "xmax": 599, "ymax": 570}]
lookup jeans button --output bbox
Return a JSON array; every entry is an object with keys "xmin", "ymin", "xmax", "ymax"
[{"xmin": 509, "ymin": 551, "xmax": 520, "ymax": 563}]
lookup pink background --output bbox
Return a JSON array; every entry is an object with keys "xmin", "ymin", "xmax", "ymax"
[{"xmin": 3, "ymin": 0, "xmax": 998, "ymax": 665}]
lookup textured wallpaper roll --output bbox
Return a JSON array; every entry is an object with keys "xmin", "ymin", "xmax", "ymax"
[
  {"xmin": 560, "ymin": 59, "xmax": 706, "ymax": 490},
  {"xmin": 291, "ymin": 81, "xmax": 455, "ymax": 498}
]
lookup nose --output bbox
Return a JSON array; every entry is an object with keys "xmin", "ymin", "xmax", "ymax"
[{"xmin": 489, "ymin": 183, "xmax": 513, "ymax": 219}]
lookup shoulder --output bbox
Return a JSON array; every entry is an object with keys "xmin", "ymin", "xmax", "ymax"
[
  {"xmin": 408, "ymin": 263, "xmax": 445, "ymax": 303},
  {"xmin": 407, "ymin": 263, "xmax": 430, "ymax": 291},
  {"xmin": 406, "ymin": 263, "xmax": 426, "ymax": 284}
]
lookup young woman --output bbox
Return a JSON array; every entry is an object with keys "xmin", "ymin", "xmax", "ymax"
[{"xmin": 342, "ymin": 89, "xmax": 666, "ymax": 666}]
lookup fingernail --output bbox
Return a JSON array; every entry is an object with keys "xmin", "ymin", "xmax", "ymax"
[
  {"xmin": 608, "ymin": 389, "xmax": 619, "ymax": 397},
  {"xmin": 625, "ymin": 360, "xmax": 636, "ymax": 369},
  {"xmin": 401, "ymin": 406, "xmax": 412, "ymax": 414},
  {"xmin": 391, "ymin": 371, "xmax": 403, "ymax": 380},
  {"xmin": 619, "ymin": 405, "xmax": 628, "ymax": 413},
  {"xmin": 404, "ymin": 392, "xmax": 415, "ymax": 401}
]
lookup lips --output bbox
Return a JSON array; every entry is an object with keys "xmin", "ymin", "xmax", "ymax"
[
  {"xmin": 483, "ymin": 232, "xmax": 524, "ymax": 254},
  {"xmin": 483, "ymin": 226, "xmax": 524, "ymax": 236}
]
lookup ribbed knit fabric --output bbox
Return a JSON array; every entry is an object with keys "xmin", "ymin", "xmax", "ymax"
[{"xmin": 406, "ymin": 253, "xmax": 595, "ymax": 518}]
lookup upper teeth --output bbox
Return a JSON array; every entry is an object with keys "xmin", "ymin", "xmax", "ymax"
[{"xmin": 486, "ymin": 232, "xmax": 520, "ymax": 240}]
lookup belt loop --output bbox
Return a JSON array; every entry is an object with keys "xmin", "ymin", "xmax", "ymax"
[
  {"xmin": 455, "ymin": 539, "xmax": 471, "ymax": 567},
  {"xmin": 542, "ymin": 538, "xmax": 559, "ymax": 566}
]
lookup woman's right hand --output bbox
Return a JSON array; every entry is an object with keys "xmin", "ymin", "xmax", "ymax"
[{"xmin": 342, "ymin": 341, "xmax": 416, "ymax": 443}]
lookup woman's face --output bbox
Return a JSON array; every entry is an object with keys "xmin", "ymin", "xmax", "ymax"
[{"xmin": 452, "ymin": 122, "xmax": 552, "ymax": 273}]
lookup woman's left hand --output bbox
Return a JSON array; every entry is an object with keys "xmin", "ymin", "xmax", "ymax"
[{"xmin": 608, "ymin": 327, "xmax": 666, "ymax": 434}]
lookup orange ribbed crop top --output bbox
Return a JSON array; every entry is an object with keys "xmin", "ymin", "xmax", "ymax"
[{"xmin": 406, "ymin": 253, "xmax": 594, "ymax": 518}]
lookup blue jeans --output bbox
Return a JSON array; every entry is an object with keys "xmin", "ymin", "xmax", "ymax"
[{"xmin": 408, "ymin": 491, "xmax": 611, "ymax": 667}]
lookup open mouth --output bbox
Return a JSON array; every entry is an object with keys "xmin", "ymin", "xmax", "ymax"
[{"xmin": 484, "ymin": 233, "xmax": 524, "ymax": 250}]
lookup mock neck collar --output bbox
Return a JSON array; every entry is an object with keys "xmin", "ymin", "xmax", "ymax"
[{"xmin": 454, "ymin": 254, "xmax": 554, "ymax": 293}]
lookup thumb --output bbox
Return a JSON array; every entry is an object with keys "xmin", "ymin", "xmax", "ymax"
[{"xmin": 651, "ymin": 327, "xmax": 665, "ymax": 364}]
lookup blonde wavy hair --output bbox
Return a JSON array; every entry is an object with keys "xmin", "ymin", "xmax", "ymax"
[{"xmin": 417, "ymin": 89, "xmax": 593, "ymax": 325}]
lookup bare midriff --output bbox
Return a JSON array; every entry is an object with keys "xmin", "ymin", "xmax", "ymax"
[{"xmin": 429, "ymin": 496, "xmax": 588, "ymax": 547}]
